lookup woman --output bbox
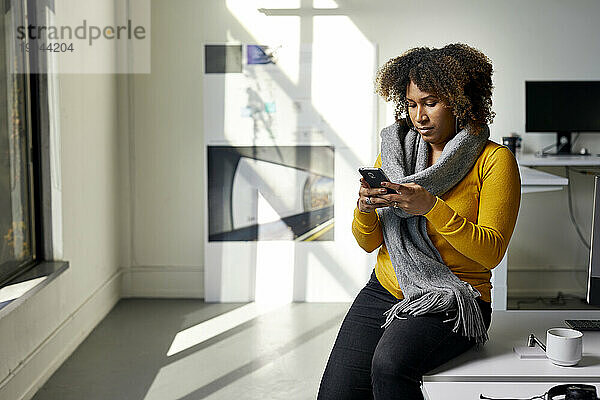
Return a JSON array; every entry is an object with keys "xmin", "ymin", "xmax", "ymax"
[{"xmin": 317, "ymin": 43, "xmax": 521, "ymax": 399}]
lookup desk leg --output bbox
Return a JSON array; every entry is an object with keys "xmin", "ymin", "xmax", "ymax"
[{"xmin": 491, "ymin": 252, "xmax": 507, "ymax": 310}]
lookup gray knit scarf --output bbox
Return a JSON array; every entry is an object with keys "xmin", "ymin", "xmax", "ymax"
[{"xmin": 377, "ymin": 120, "xmax": 490, "ymax": 344}]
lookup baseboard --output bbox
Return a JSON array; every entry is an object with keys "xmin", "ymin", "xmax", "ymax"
[
  {"xmin": 121, "ymin": 265, "xmax": 204, "ymax": 298},
  {"xmin": 0, "ymin": 268, "xmax": 122, "ymax": 400},
  {"xmin": 507, "ymin": 288, "xmax": 586, "ymax": 297}
]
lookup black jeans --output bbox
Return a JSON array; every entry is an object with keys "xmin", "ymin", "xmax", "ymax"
[{"xmin": 317, "ymin": 269, "xmax": 492, "ymax": 400}]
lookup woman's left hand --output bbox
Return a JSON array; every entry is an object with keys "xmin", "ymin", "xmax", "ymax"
[{"xmin": 379, "ymin": 182, "xmax": 437, "ymax": 215}]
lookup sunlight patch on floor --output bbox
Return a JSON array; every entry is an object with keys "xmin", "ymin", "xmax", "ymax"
[{"xmin": 167, "ymin": 301, "xmax": 289, "ymax": 356}]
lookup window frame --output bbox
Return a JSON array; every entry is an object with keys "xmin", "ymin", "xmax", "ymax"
[{"xmin": 0, "ymin": 0, "xmax": 63, "ymax": 288}]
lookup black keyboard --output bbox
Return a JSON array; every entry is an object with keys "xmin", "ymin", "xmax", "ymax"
[{"xmin": 565, "ymin": 319, "xmax": 600, "ymax": 331}]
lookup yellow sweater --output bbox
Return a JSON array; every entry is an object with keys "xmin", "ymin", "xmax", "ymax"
[{"xmin": 352, "ymin": 140, "xmax": 521, "ymax": 303}]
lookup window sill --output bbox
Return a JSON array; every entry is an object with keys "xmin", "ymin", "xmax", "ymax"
[{"xmin": 0, "ymin": 261, "xmax": 69, "ymax": 319}]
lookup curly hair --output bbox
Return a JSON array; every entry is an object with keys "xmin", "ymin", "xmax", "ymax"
[{"xmin": 374, "ymin": 43, "xmax": 495, "ymax": 130}]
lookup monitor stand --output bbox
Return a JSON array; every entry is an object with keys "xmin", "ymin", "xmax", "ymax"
[{"xmin": 554, "ymin": 131, "xmax": 572, "ymax": 155}]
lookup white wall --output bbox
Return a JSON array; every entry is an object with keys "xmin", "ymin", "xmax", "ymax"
[
  {"xmin": 121, "ymin": 0, "xmax": 205, "ymax": 297},
  {"xmin": 125, "ymin": 0, "xmax": 600, "ymax": 300},
  {"xmin": 0, "ymin": 0, "xmax": 124, "ymax": 398}
]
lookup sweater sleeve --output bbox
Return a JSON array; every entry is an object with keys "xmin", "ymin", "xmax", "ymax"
[
  {"xmin": 352, "ymin": 154, "xmax": 384, "ymax": 253},
  {"xmin": 423, "ymin": 146, "xmax": 521, "ymax": 269}
]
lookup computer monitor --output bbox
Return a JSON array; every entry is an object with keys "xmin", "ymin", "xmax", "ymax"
[
  {"xmin": 587, "ymin": 176, "xmax": 600, "ymax": 306},
  {"xmin": 525, "ymin": 81, "xmax": 600, "ymax": 155}
]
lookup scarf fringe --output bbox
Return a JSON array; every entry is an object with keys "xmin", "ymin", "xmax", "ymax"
[
  {"xmin": 454, "ymin": 293, "xmax": 489, "ymax": 344},
  {"xmin": 381, "ymin": 287, "xmax": 489, "ymax": 344},
  {"xmin": 381, "ymin": 300, "xmax": 408, "ymax": 329}
]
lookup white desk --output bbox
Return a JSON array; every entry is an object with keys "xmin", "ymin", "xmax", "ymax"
[
  {"xmin": 519, "ymin": 165, "xmax": 568, "ymax": 193},
  {"xmin": 491, "ymin": 165, "xmax": 568, "ymax": 310},
  {"xmin": 423, "ymin": 311, "xmax": 600, "ymax": 399},
  {"xmin": 518, "ymin": 153, "xmax": 600, "ymax": 167},
  {"xmin": 491, "ymin": 156, "xmax": 600, "ymax": 311}
]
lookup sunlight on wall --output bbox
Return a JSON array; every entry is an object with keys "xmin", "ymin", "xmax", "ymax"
[
  {"xmin": 313, "ymin": 0, "xmax": 338, "ymax": 8},
  {"xmin": 220, "ymin": 56, "xmax": 303, "ymax": 145},
  {"xmin": 206, "ymin": 1, "xmax": 377, "ymax": 304},
  {"xmin": 255, "ymin": 239, "xmax": 295, "ymax": 303},
  {"xmin": 312, "ymin": 15, "xmax": 375, "ymax": 150},
  {"xmin": 226, "ymin": 0, "xmax": 301, "ymax": 84}
]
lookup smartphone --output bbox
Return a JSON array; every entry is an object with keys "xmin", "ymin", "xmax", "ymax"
[{"xmin": 358, "ymin": 167, "xmax": 395, "ymax": 194}]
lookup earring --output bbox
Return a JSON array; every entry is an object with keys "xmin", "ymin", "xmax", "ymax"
[{"xmin": 455, "ymin": 117, "xmax": 459, "ymax": 134}]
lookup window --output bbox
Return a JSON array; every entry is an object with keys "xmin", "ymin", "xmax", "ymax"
[{"xmin": 0, "ymin": 0, "xmax": 48, "ymax": 285}]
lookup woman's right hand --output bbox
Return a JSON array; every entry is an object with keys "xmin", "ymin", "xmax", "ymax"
[{"xmin": 357, "ymin": 178, "xmax": 390, "ymax": 213}]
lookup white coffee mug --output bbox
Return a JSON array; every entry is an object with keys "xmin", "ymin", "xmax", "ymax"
[{"xmin": 546, "ymin": 328, "xmax": 583, "ymax": 366}]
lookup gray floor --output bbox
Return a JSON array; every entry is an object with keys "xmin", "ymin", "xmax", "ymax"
[{"xmin": 32, "ymin": 299, "xmax": 350, "ymax": 400}]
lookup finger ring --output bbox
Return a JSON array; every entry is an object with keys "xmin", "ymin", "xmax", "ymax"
[
  {"xmin": 366, "ymin": 197, "xmax": 372, "ymax": 205},
  {"xmin": 393, "ymin": 201, "xmax": 399, "ymax": 208}
]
